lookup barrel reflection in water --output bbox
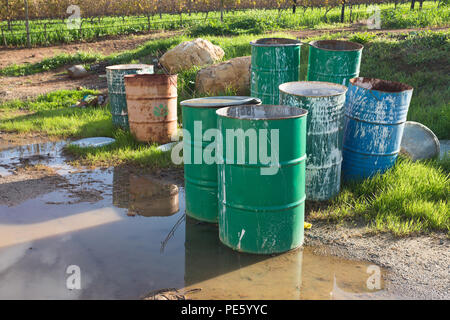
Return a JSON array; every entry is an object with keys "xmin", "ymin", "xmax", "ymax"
[
  {"xmin": 113, "ymin": 167, "xmax": 179, "ymax": 217},
  {"xmin": 183, "ymin": 217, "xmax": 303, "ymax": 300}
]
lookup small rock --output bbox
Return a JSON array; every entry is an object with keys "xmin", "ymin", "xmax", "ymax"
[{"xmin": 67, "ymin": 65, "xmax": 88, "ymax": 79}]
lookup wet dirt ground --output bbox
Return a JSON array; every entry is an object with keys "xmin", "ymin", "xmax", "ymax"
[{"xmin": 0, "ymin": 141, "xmax": 448, "ymax": 300}]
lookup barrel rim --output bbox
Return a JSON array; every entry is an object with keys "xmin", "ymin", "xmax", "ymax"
[
  {"xmin": 106, "ymin": 64, "xmax": 153, "ymax": 71},
  {"xmin": 279, "ymin": 81, "xmax": 348, "ymax": 98},
  {"xmin": 124, "ymin": 73, "xmax": 178, "ymax": 84},
  {"xmin": 309, "ymin": 40, "xmax": 364, "ymax": 52},
  {"xmin": 350, "ymin": 77, "xmax": 414, "ymax": 93},
  {"xmin": 250, "ymin": 37, "xmax": 301, "ymax": 47},
  {"xmin": 216, "ymin": 105, "xmax": 308, "ymax": 120},
  {"xmin": 181, "ymin": 96, "xmax": 261, "ymax": 108}
]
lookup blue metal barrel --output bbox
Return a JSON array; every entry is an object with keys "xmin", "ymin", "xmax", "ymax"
[{"xmin": 342, "ymin": 78, "xmax": 414, "ymax": 181}]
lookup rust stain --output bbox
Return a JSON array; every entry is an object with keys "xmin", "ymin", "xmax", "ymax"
[{"xmin": 124, "ymin": 74, "xmax": 178, "ymax": 144}]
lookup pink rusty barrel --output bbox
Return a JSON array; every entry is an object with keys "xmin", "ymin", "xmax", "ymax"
[{"xmin": 124, "ymin": 74, "xmax": 178, "ymax": 144}]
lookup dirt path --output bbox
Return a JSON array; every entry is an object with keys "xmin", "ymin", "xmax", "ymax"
[
  {"xmin": 0, "ymin": 31, "xmax": 182, "ymax": 69},
  {"xmin": 0, "ymin": 67, "xmax": 107, "ymax": 102},
  {"xmin": 305, "ymin": 221, "xmax": 450, "ymax": 300},
  {"xmin": 1, "ymin": 26, "xmax": 448, "ymax": 102}
]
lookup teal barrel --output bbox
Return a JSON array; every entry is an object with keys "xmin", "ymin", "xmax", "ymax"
[
  {"xmin": 106, "ymin": 64, "xmax": 154, "ymax": 129},
  {"xmin": 280, "ymin": 81, "xmax": 348, "ymax": 201},
  {"xmin": 342, "ymin": 77, "xmax": 414, "ymax": 181},
  {"xmin": 181, "ymin": 97, "xmax": 261, "ymax": 223},
  {"xmin": 251, "ymin": 38, "xmax": 301, "ymax": 105},
  {"xmin": 307, "ymin": 40, "xmax": 363, "ymax": 86},
  {"xmin": 216, "ymin": 105, "xmax": 308, "ymax": 254}
]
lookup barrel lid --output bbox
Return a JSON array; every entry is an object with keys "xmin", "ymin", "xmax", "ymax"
[
  {"xmin": 181, "ymin": 96, "xmax": 261, "ymax": 108},
  {"xmin": 69, "ymin": 137, "xmax": 116, "ymax": 148},
  {"xmin": 279, "ymin": 81, "xmax": 348, "ymax": 97},
  {"xmin": 106, "ymin": 64, "xmax": 154, "ymax": 71},
  {"xmin": 216, "ymin": 105, "xmax": 308, "ymax": 120},
  {"xmin": 400, "ymin": 121, "xmax": 440, "ymax": 161},
  {"xmin": 309, "ymin": 40, "xmax": 363, "ymax": 51},
  {"xmin": 250, "ymin": 38, "xmax": 301, "ymax": 47}
]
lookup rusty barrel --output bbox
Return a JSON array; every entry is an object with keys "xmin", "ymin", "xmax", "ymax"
[
  {"xmin": 124, "ymin": 74, "xmax": 178, "ymax": 144},
  {"xmin": 280, "ymin": 81, "xmax": 348, "ymax": 201},
  {"xmin": 342, "ymin": 78, "xmax": 414, "ymax": 181},
  {"xmin": 307, "ymin": 40, "xmax": 363, "ymax": 86},
  {"xmin": 181, "ymin": 97, "xmax": 261, "ymax": 223},
  {"xmin": 216, "ymin": 105, "xmax": 308, "ymax": 254},
  {"xmin": 251, "ymin": 38, "xmax": 301, "ymax": 104},
  {"xmin": 106, "ymin": 64, "xmax": 154, "ymax": 130}
]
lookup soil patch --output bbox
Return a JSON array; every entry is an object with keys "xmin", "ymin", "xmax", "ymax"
[{"xmin": 304, "ymin": 220, "xmax": 450, "ymax": 300}]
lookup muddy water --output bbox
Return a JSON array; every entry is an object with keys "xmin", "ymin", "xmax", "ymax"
[{"xmin": 0, "ymin": 142, "xmax": 390, "ymax": 300}]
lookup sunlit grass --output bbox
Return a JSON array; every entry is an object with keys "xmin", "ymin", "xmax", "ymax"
[{"xmin": 310, "ymin": 159, "xmax": 450, "ymax": 236}]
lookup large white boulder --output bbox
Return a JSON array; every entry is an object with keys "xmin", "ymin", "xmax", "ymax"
[
  {"xmin": 159, "ymin": 38, "xmax": 225, "ymax": 73},
  {"xmin": 195, "ymin": 56, "xmax": 251, "ymax": 95}
]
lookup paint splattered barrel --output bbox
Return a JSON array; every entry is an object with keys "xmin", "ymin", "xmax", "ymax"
[
  {"xmin": 280, "ymin": 81, "xmax": 348, "ymax": 201},
  {"xmin": 216, "ymin": 105, "xmax": 308, "ymax": 254},
  {"xmin": 124, "ymin": 74, "xmax": 178, "ymax": 144},
  {"xmin": 342, "ymin": 78, "xmax": 414, "ymax": 181},
  {"xmin": 307, "ymin": 40, "xmax": 363, "ymax": 86},
  {"xmin": 181, "ymin": 97, "xmax": 261, "ymax": 223},
  {"xmin": 106, "ymin": 64, "xmax": 154, "ymax": 129},
  {"xmin": 251, "ymin": 38, "xmax": 301, "ymax": 104}
]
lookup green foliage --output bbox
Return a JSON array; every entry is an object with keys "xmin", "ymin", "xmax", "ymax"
[
  {"xmin": 326, "ymin": 159, "xmax": 450, "ymax": 236},
  {"xmin": 349, "ymin": 32, "xmax": 376, "ymax": 45},
  {"xmin": 0, "ymin": 52, "xmax": 102, "ymax": 76},
  {"xmin": 382, "ymin": 5, "xmax": 450, "ymax": 29},
  {"xmin": 1, "ymin": 2, "xmax": 448, "ymax": 47}
]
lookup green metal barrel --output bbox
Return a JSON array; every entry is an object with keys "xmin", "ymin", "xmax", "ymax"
[
  {"xmin": 280, "ymin": 81, "xmax": 348, "ymax": 201},
  {"xmin": 106, "ymin": 64, "xmax": 154, "ymax": 129},
  {"xmin": 307, "ymin": 40, "xmax": 363, "ymax": 86},
  {"xmin": 181, "ymin": 97, "xmax": 261, "ymax": 223},
  {"xmin": 251, "ymin": 38, "xmax": 301, "ymax": 105},
  {"xmin": 216, "ymin": 105, "xmax": 308, "ymax": 254}
]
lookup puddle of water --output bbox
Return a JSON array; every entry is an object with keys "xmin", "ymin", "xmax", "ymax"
[
  {"xmin": 0, "ymin": 142, "xmax": 392, "ymax": 300},
  {"xmin": 0, "ymin": 141, "xmax": 71, "ymax": 176}
]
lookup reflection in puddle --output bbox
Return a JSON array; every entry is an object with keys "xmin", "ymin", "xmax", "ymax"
[
  {"xmin": 0, "ymin": 141, "xmax": 68, "ymax": 171},
  {"xmin": 183, "ymin": 218, "xmax": 386, "ymax": 300},
  {"xmin": 113, "ymin": 167, "xmax": 179, "ymax": 217},
  {"xmin": 0, "ymin": 142, "xmax": 392, "ymax": 299}
]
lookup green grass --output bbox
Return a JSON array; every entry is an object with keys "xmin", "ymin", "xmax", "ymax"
[
  {"xmin": 358, "ymin": 30, "xmax": 450, "ymax": 139},
  {"xmin": 0, "ymin": 33, "xmax": 262, "ymax": 77},
  {"xmin": 311, "ymin": 158, "xmax": 449, "ymax": 236},
  {"xmin": 1, "ymin": 1, "xmax": 448, "ymax": 47},
  {"xmin": 0, "ymin": 52, "xmax": 103, "ymax": 77},
  {"xmin": 65, "ymin": 130, "xmax": 175, "ymax": 169}
]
